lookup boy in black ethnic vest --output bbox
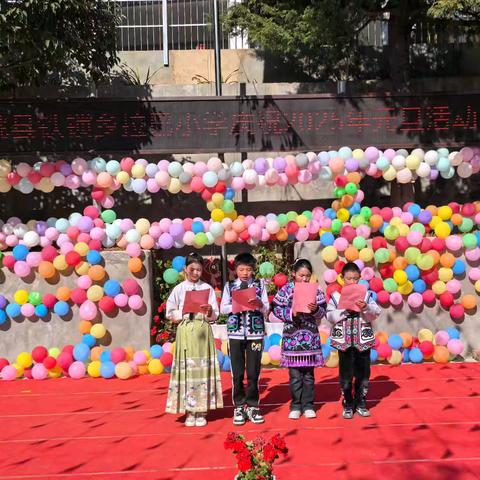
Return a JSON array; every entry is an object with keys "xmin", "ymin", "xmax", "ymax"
[
  {"xmin": 327, "ymin": 262, "xmax": 381, "ymax": 420},
  {"xmin": 220, "ymin": 253, "xmax": 270, "ymax": 425}
]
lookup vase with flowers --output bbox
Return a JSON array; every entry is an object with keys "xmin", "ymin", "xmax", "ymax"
[{"xmin": 224, "ymin": 432, "xmax": 288, "ymax": 480}]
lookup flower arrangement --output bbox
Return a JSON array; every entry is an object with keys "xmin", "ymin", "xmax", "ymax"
[{"xmin": 224, "ymin": 432, "xmax": 288, "ymax": 480}]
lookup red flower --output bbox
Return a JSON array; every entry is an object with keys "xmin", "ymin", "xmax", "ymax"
[
  {"xmin": 160, "ymin": 332, "xmax": 170, "ymax": 339},
  {"xmin": 268, "ymin": 295, "xmax": 274, "ymax": 304},
  {"xmin": 237, "ymin": 456, "xmax": 252, "ymax": 472},
  {"xmin": 150, "ymin": 327, "xmax": 157, "ymax": 336},
  {"xmin": 157, "ymin": 303, "xmax": 166, "ymax": 313},
  {"xmin": 153, "ymin": 315, "xmax": 160, "ymax": 323},
  {"xmin": 233, "ymin": 440, "xmax": 246, "ymax": 452},
  {"xmin": 236, "ymin": 447, "xmax": 251, "ymax": 460},
  {"xmin": 270, "ymin": 434, "xmax": 288, "ymax": 454},
  {"xmin": 224, "ymin": 432, "xmax": 238, "ymax": 449},
  {"xmin": 263, "ymin": 443, "xmax": 277, "ymax": 463}
]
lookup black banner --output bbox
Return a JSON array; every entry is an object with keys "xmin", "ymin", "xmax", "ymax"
[{"xmin": 0, "ymin": 93, "xmax": 478, "ymax": 154}]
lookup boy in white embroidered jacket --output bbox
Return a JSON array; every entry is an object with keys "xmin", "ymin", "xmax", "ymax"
[{"xmin": 327, "ymin": 262, "xmax": 381, "ymax": 420}]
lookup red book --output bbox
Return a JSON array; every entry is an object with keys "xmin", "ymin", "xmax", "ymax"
[{"xmin": 182, "ymin": 289, "xmax": 210, "ymax": 315}]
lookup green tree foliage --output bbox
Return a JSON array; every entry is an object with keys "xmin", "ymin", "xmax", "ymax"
[
  {"xmin": 428, "ymin": 0, "xmax": 480, "ymax": 21},
  {"xmin": 0, "ymin": 0, "xmax": 120, "ymax": 90}
]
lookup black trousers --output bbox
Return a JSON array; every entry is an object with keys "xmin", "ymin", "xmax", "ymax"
[
  {"xmin": 289, "ymin": 367, "xmax": 315, "ymax": 412},
  {"xmin": 338, "ymin": 347, "xmax": 371, "ymax": 408},
  {"xmin": 229, "ymin": 339, "xmax": 263, "ymax": 407}
]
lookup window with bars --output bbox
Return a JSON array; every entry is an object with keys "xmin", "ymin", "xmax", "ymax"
[{"xmin": 113, "ymin": 0, "xmax": 247, "ymax": 51}]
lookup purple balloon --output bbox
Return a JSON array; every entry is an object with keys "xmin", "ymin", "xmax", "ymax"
[
  {"xmin": 429, "ymin": 169, "xmax": 439, "ymax": 180},
  {"xmin": 157, "ymin": 159, "xmax": 170, "ymax": 171},
  {"xmin": 254, "ymin": 157, "xmax": 268, "ymax": 175},
  {"xmin": 59, "ymin": 164, "xmax": 73, "ymax": 176},
  {"xmin": 0, "ymin": 295, "xmax": 6, "ymax": 309},
  {"xmin": 35, "ymin": 221, "xmax": 48, "ymax": 236},
  {"xmin": 157, "ymin": 233, "xmax": 174, "ymax": 249},
  {"xmin": 418, "ymin": 210, "xmax": 432, "ymax": 224},
  {"xmin": 273, "ymin": 157, "xmax": 286, "ymax": 173},
  {"xmin": 169, "ymin": 223, "xmax": 185, "ymax": 239},
  {"xmin": 77, "ymin": 216, "xmax": 94, "ymax": 233},
  {"xmin": 345, "ymin": 158, "xmax": 359, "ymax": 172}
]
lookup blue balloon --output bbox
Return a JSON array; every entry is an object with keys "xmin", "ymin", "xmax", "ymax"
[
  {"xmin": 6, "ymin": 303, "xmax": 21, "ymax": 318},
  {"xmin": 150, "ymin": 344, "xmax": 163, "ymax": 358},
  {"xmin": 324, "ymin": 208, "xmax": 337, "ymax": 220},
  {"xmin": 446, "ymin": 327, "xmax": 460, "ymax": 340},
  {"xmin": 86, "ymin": 250, "xmax": 102, "ymax": 265},
  {"xmin": 263, "ymin": 337, "xmax": 271, "ymax": 352},
  {"xmin": 476, "ymin": 231, "xmax": 480, "ymax": 245},
  {"xmin": 73, "ymin": 343, "xmax": 90, "ymax": 361},
  {"xmin": 104, "ymin": 279, "xmax": 121, "ymax": 297},
  {"xmin": 100, "ymin": 350, "xmax": 111, "ymax": 363},
  {"xmin": 0, "ymin": 310, "xmax": 6, "ymax": 325},
  {"xmin": 53, "ymin": 301, "xmax": 70, "ymax": 316},
  {"xmin": 191, "ymin": 221, "xmax": 204, "ymax": 234},
  {"xmin": 172, "ymin": 256, "xmax": 186, "ymax": 272},
  {"xmin": 370, "ymin": 291, "xmax": 378, "ymax": 302},
  {"xmin": 225, "ymin": 188, "xmax": 235, "ymax": 200},
  {"xmin": 405, "ymin": 265, "xmax": 420, "ymax": 282},
  {"xmin": 408, "ymin": 204, "xmax": 421, "ymax": 217},
  {"xmin": 413, "ymin": 279, "xmax": 427, "ymax": 293},
  {"xmin": 322, "ymin": 344, "xmax": 331, "ymax": 359},
  {"xmin": 388, "ymin": 334, "xmax": 403, "ymax": 350},
  {"xmin": 379, "ymin": 222, "xmax": 387, "ymax": 234},
  {"xmin": 402, "ymin": 348, "xmax": 410, "ymax": 362},
  {"xmin": 349, "ymin": 203, "xmax": 361, "ymax": 215},
  {"xmin": 222, "ymin": 356, "xmax": 231, "ymax": 371},
  {"xmin": 82, "ymin": 334, "xmax": 96, "ymax": 348},
  {"xmin": 359, "ymin": 279, "xmax": 369, "ymax": 287},
  {"xmin": 12, "ymin": 244, "xmax": 29, "ymax": 261},
  {"xmin": 34, "ymin": 304, "xmax": 48, "ymax": 317},
  {"xmin": 325, "ymin": 336, "xmax": 331, "ymax": 347},
  {"xmin": 370, "ymin": 349, "xmax": 378, "ymax": 362},
  {"xmin": 164, "ymin": 366, "xmax": 172, "ymax": 373},
  {"xmin": 409, "ymin": 348, "xmax": 423, "ymax": 363},
  {"xmin": 452, "ymin": 260, "xmax": 465, "ymax": 276},
  {"xmin": 100, "ymin": 361, "xmax": 116, "ymax": 378},
  {"xmin": 320, "ymin": 232, "xmax": 334, "ymax": 246},
  {"xmin": 217, "ymin": 350, "xmax": 224, "ymax": 364},
  {"xmin": 269, "ymin": 333, "xmax": 282, "ymax": 346}
]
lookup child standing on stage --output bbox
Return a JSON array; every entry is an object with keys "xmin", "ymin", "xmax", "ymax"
[
  {"xmin": 326, "ymin": 262, "xmax": 381, "ymax": 419},
  {"xmin": 220, "ymin": 253, "xmax": 270, "ymax": 425},
  {"xmin": 272, "ymin": 259, "xmax": 327, "ymax": 419},
  {"xmin": 165, "ymin": 253, "xmax": 223, "ymax": 427}
]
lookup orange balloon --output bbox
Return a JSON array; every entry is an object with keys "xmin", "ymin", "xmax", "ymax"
[
  {"xmin": 56, "ymin": 286, "xmax": 71, "ymax": 302},
  {"xmin": 79, "ymin": 320, "xmax": 92, "ymax": 334},
  {"xmin": 451, "ymin": 214, "xmax": 463, "ymax": 226},
  {"xmin": 124, "ymin": 346, "xmax": 135, "ymax": 361},
  {"xmin": 393, "ymin": 257, "xmax": 408, "ymax": 270},
  {"xmin": 319, "ymin": 331, "xmax": 329, "ymax": 344},
  {"xmin": 399, "ymin": 332, "xmax": 413, "ymax": 348},
  {"xmin": 137, "ymin": 364, "xmax": 149, "ymax": 375},
  {"xmin": 88, "ymin": 265, "xmax": 106, "ymax": 282},
  {"xmin": 376, "ymin": 331, "xmax": 388, "ymax": 344},
  {"xmin": 224, "ymin": 230, "xmax": 238, "ymax": 243},
  {"xmin": 346, "ymin": 172, "xmax": 362, "ymax": 185},
  {"xmin": 331, "ymin": 200, "xmax": 340, "ymax": 211},
  {"xmin": 140, "ymin": 234, "xmax": 155, "ymax": 249},
  {"xmin": 388, "ymin": 248, "xmax": 397, "ymax": 263},
  {"xmin": 426, "ymin": 205, "xmax": 438, "ymax": 216},
  {"xmin": 232, "ymin": 219, "xmax": 246, "ymax": 233},
  {"xmin": 428, "ymin": 250, "xmax": 441, "ymax": 265},
  {"xmin": 369, "ymin": 214, "xmax": 383, "ymax": 231},
  {"xmin": 276, "ymin": 228, "xmax": 288, "ymax": 242},
  {"xmin": 344, "ymin": 246, "xmax": 359, "ymax": 262},
  {"xmin": 38, "ymin": 261, "xmax": 56, "ymax": 279},
  {"xmin": 461, "ymin": 294, "xmax": 477, "ymax": 310},
  {"xmin": 433, "ymin": 345, "xmax": 449, "ymax": 364},
  {"xmin": 340, "ymin": 195, "xmax": 354, "ymax": 208},
  {"xmin": 128, "ymin": 257, "xmax": 143, "ymax": 273},
  {"xmin": 439, "ymin": 252, "xmax": 455, "ymax": 268},
  {"xmin": 90, "ymin": 346, "xmax": 103, "ymax": 361}
]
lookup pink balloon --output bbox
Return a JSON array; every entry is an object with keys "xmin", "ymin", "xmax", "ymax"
[
  {"xmin": 323, "ymin": 269, "xmax": 337, "ymax": 283},
  {"xmin": 1, "ymin": 365, "xmax": 17, "ymax": 381},
  {"xmin": 68, "ymin": 361, "xmax": 86, "ymax": 379},
  {"xmin": 77, "ymin": 275, "xmax": 92, "ymax": 290},
  {"xmin": 79, "ymin": 300, "xmax": 97, "ymax": 321},
  {"xmin": 114, "ymin": 293, "xmax": 129, "ymax": 308},
  {"xmin": 468, "ymin": 267, "xmax": 480, "ymax": 281},
  {"xmin": 45, "ymin": 227, "xmax": 59, "ymax": 241},
  {"xmin": 389, "ymin": 292, "xmax": 403, "ymax": 306},
  {"xmin": 446, "ymin": 279, "xmax": 461, "ymax": 295},
  {"xmin": 268, "ymin": 345, "xmax": 282, "ymax": 361},
  {"xmin": 133, "ymin": 351, "xmax": 147, "ymax": 364},
  {"xmin": 162, "ymin": 342, "xmax": 172, "ymax": 353},
  {"xmin": 333, "ymin": 237, "xmax": 348, "ymax": 252},
  {"xmin": 261, "ymin": 229, "xmax": 271, "ymax": 242},
  {"xmin": 307, "ymin": 220, "xmax": 320, "ymax": 235},
  {"xmin": 466, "ymin": 248, "xmax": 480, "ymax": 262},
  {"xmin": 126, "ymin": 243, "xmax": 141, "ymax": 258},
  {"xmin": 21, "ymin": 303, "xmax": 35, "ymax": 318},
  {"xmin": 406, "ymin": 231, "xmax": 423, "ymax": 246},
  {"xmin": 128, "ymin": 295, "xmax": 143, "ymax": 310},
  {"xmin": 434, "ymin": 330, "xmax": 449, "ymax": 346},
  {"xmin": 14, "ymin": 261, "xmax": 31, "ymax": 278},
  {"xmin": 26, "ymin": 252, "xmax": 42, "ymax": 267},
  {"xmin": 356, "ymin": 225, "xmax": 371, "ymax": 238},
  {"xmin": 445, "ymin": 235, "xmax": 462, "ymax": 251},
  {"xmin": 149, "ymin": 225, "xmax": 162, "ymax": 239},
  {"xmin": 248, "ymin": 224, "xmax": 262, "ymax": 239},
  {"xmin": 31, "ymin": 363, "xmax": 48, "ymax": 380},
  {"xmin": 400, "ymin": 212, "xmax": 414, "ymax": 225},
  {"xmin": 296, "ymin": 228, "xmax": 309, "ymax": 242},
  {"xmin": 361, "ymin": 267, "xmax": 375, "ymax": 281},
  {"xmin": 447, "ymin": 339, "xmax": 464, "ymax": 355},
  {"xmin": 407, "ymin": 293, "xmax": 423, "ymax": 309},
  {"xmin": 231, "ymin": 177, "xmax": 245, "ymax": 190}
]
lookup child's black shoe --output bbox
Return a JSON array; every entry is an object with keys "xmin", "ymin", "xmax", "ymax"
[
  {"xmin": 245, "ymin": 406, "xmax": 265, "ymax": 424},
  {"xmin": 233, "ymin": 407, "xmax": 246, "ymax": 425}
]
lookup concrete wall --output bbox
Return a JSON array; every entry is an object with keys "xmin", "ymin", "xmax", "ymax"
[
  {"xmin": 294, "ymin": 241, "xmax": 480, "ymax": 356},
  {"xmin": 0, "ymin": 251, "xmax": 153, "ymax": 361}
]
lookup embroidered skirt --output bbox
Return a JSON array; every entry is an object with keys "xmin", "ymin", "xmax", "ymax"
[{"xmin": 165, "ymin": 316, "xmax": 223, "ymax": 414}]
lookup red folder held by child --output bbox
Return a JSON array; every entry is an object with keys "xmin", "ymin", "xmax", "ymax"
[
  {"xmin": 182, "ymin": 289, "xmax": 210, "ymax": 315},
  {"xmin": 338, "ymin": 284, "xmax": 367, "ymax": 312},
  {"xmin": 292, "ymin": 282, "xmax": 318, "ymax": 314},
  {"xmin": 232, "ymin": 286, "xmax": 256, "ymax": 314}
]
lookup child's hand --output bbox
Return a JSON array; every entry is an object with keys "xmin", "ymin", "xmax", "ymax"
[
  {"xmin": 307, "ymin": 302, "xmax": 318, "ymax": 313},
  {"xmin": 355, "ymin": 300, "xmax": 367, "ymax": 311},
  {"xmin": 248, "ymin": 298, "xmax": 264, "ymax": 309},
  {"xmin": 200, "ymin": 304, "xmax": 213, "ymax": 317}
]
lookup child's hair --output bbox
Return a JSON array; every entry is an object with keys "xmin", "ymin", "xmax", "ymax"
[
  {"xmin": 342, "ymin": 262, "xmax": 361, "ymax": 276},
  {"xmin": 292, "ymin": 258, "xmax": 313, "ymax": 273},
  {"xmin": 185, "ymin": 252, "xmax": 204, "ymax": 267},
  {"xmin": 234, "ymin": 252, "xmax": 257, "ymax": 269}
]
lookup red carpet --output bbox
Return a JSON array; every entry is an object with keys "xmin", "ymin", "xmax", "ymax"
[{"xmin": 0, "ymin": 363, "xmax": 479, "ymax": 480}]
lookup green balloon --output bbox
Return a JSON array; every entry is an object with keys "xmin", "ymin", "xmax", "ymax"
[
  {"xmin": 410, "ymin": 223, "xmax": 426, "ymax": 235},
  {"xmin": 360, "ymin": 207, "xmax": 372, "ymax": 220},
  {"xmin": 194, "ymin": 232, "xmax": 208, "ymax": 247},
  {"xmin": 383, "ymin": 278, "xmax": 398, "ymax": 293},
  {"xmin": 259, "ymin": 261, "xmax": 275, "ymax": 278},
  {"xmin": 405, "ymin": 247, "xmax": 420, "ymax": 264},
  {"xmin": 278, "ymin": 214, "xmax": 288, "ymax": 227},
  {"xmin": 48, "ymin": 347, "xmax": 60, "ymax": 358},
  {"xmin": 302, "ymin": 210, "xmax": 313, "ymax": 220},
  {"xmin": 331, "ymin": 219, "xmax": 342, "ymax": 234},
  {"xmin": 384, "ymin": 225, "xmax": 399, "ymax": 241},
  {"xmin": 286, "ymin": 211, "xmax": 298, "ymax": 222},
  {"xmin": 345, "ymin": 182, "xmax": 358, "ymax": 195},
  {"xmin": 459, "ymin": 218, "xmax": 474, "ymax": 233},
  {"xmin": 163, "ymin": 268, "xmax": 179, "ymax": 285},
  {"xmin": 352, "ymin": 236, "xmax": 367, "ymax": 249},
  {"xmin": 101, "ymin": 209, "xmax": 116, "ymax": 224},
  {"xmin": 416, "ymin": 254, "xmax": 434, "ymax": 271},
  {"xmin": 334, "ymin": 187, "xmax": 345, "ymax": 198},
  {"xmin": 463, "ymin": 233, "xmax": 477, "ymax": 249},
  {"xmin": 374, "ymin": 248, "xmax": 390, "ymax": 264},
  {"xmin": 222, "ymin": 200, "xmax": 235, "ymax": 213},
  {"xmin": 28, "ymin": 292, "xmax": 42, "ymax": 306},
  {"xmin": 351, "ymin": 214, "xmax": 365, "ymax": 228}
]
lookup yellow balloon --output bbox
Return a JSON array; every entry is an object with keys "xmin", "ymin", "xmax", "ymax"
[
  {"xmin": 429, "ymin": 216, "xmax": 441, "ymax": 228},
  {"xmin": 131, "ymin": 164, "xmax": 145, "ymax": 179},
  {"xmin": 38, "ymin": 177, "xmax": 54, "ymax": 193},
  {"xmin": 261, "ymin": 352, "xmax": 271, "ymax": 365},
  {"xmin": 387, "ymin": 350, "xmax": 402, "ymax": 365},
  {"xmin": 87, "ymin": 285, "xmax": 104, "ymax": 302},
  {"xmin": 434, "ymin": 222, "xmax": 451, "ymax": 239},
  {"xmin": 390, "ymin": 217, "xmax": 402, "ymax": 226},
  {"xmin": 336, "ymin": 274, "xmax": 345, "ymax": 287},
  {"xmin": 87, "ymin": 361, "xmax": 102, "ymax": 378},
  {"xmin": 115, "ymin": 362, "xmax": 133, "ymax": 379},
  {"xmin": 437, "ymin": 205, "xmax": 453, "ymax": 220},
  {"xmin": 116, "ymin": 171, "xmax": 130, "ymax": 184},
  {"xmin": 148, "ymin": 359, "xmax": 164, "ymax": 375},
  {"xmin": 14, "ymin": 289, "xmax": 29, "ymax": 305},
  {"xmin": 325, "ymin": 350, "xmax": 339, "ymax": 368},
  {"xmin": 143, "ymin": 349, "xmax": 152, "ymax": 360},
  {"xmin": 393, "ymin": 270, "xmax": 408, "ymax": 285},
  {"xmin": 135, "ymin": 218, "xmax": 150, "ymax": 235},
  {"xmin": 170, "ymin": 342, "xmax": 176, "ymax": 356},
  {"xmin": 221, "ymin": 341, "xmax": 229, "ymax": 356},
  {"xmin": 12, "ymin": 363, "xmax": 24, "ymax": 378},
  {"xmin": 405, "ymin": 154, "xmax": 421, "ymax": 170},
  {"xmin": 48, "ymin": 365, "xmax": 62, "ymax": 378},
  {"xmin": 418, "ymin": 328, "xmax": 434, "ymax": 342},
  {"xmin": 211, "ymin": 208, "xmax": 225, "ymax": 222},
  {"xmin": 16, "ymin": 352, "xmax": 33, "ymax": 368},
  {"xmin": 206, "ymin": 201, "xmax": 215, "ymax": 212},
  {"xmin": 297, "ymin": 214, "xmax": 308, "ymax": 227},
  {"xmin": 432, "ymin": 280, "xmax": 446, "ymax": 295},
  {"xmin": 53, "ymin": 255, "xmax": 68, "ymax": 271},
  {"xmin": 438, "ymin": 267, "xmax": 453, "ymax": 282},
  {"xmin": 73, "ymin": 242, "xmax": 89, "ymax": 256},
  {"xmin": 359, "ymin": 248, "xmax": 374, "ymax": 263},
  {"xmin": 475, "ymin": 279, "xmax": 480, "ymax": 293},
  {"xmin": 75, "ymin": 261, "xmax": 90, "ymax": 275},
  {"xmin": 168, "ymin": 178, "xmax": 181, "ymax": 194},
  {"xmin": 382, "ymin": 166, "xmax": 397, "ymax": 181},
  {"xmin": 322, "ymin": 246, "xmax": 338, "ymax": 263},
  {"xmin": 337, "ymin": 208, "xmax": 350, "ymax": 222},
  {"xmin": 352, "ymin": 149, "xmax": 364, "ymax": 160},
  {"xmin": 0, "ymin": 158, "xmax": 12, "ymax": 177},
  {"xmin": 90, "ymin": 323, "xmax": 107, "ymax": 339},
  {"xmin": 270, "ymin": 359, "xmax": 281, "ymax": 366},
  {"xmin": 397, "ymin": 281, "xmax": 413, "ymax": 295},
  {"xmin": 212, "ymin": 193, "xmax": 224, "ymax": 206},
  {"xmin": 0, "ymin": 178, "xmax": 12, "ymax": 193},
  {"xmin": 397, "ymin": 223, "xmax": 410, "ymax": 237}
]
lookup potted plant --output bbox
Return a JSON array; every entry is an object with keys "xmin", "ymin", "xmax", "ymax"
[{"xmin": 224, "ymin": 432, "xmax": 288, "ymax": 480}]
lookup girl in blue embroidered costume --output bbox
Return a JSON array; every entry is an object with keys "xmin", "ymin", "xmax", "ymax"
[
  {"xmin": 165, "ymin": 253, "xmax": 223, "ymax": 427},
  {"xmin": 272, "ymin": 259, "xmax": 327, "ymax": 419},
  {"xmin": 326, "ymin": 262, "xmax": 381, "ymax": 420}
]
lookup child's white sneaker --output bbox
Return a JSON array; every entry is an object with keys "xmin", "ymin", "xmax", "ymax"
[
  {"xmin": 195, "ymin": 413, "xmax": 207, "ymax": 427},
  {"xmin": 303, "ymin": 409, "xmax": 316, "ymax": 419},
  {"xmin": 185, "ymin": 413, "xmax": 196, "ymax": 427},
  {"xmin": 288, "ymin": 410, "xmax": 301, "ymax": 419}
]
